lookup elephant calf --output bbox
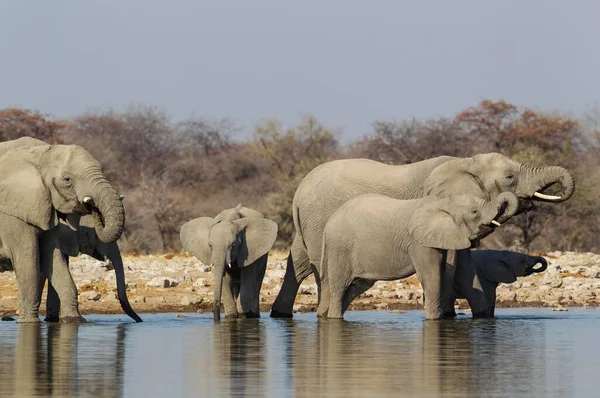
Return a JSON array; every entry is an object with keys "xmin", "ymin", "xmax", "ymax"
[
  {"xmin": 454, "ymin": 250, "xmax": 548, "ymax": 317},
  {"xmin": 180, "ymin": 204, "xmax": 278, "ymax": 320},
  {"xmin": 318, "ymin": 192, "xmax": 519, "ymax": 320}
]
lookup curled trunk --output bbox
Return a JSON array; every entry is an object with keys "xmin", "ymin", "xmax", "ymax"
[
  {"xmin": 89, "ymin": 173, "xmax": 125, "ymax": 243},
  {"xmin": 492, "ymin": 192, "xmax": 520, "ymax": 224},
  {"xmin": 523, "ymin": 165, "xmax": 575, "ymax": 202}
]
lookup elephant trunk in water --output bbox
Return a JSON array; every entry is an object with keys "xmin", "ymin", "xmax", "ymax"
[
  {"xmin": 88, "ymin": 171, "xmax": 125, "ymax": 243},
  {"xmin": 110, "ymin": 246, "xmax": 143, "ymax": 323},
  {"xmin": 522, "ymin": 165, "xmax": 575, "ymax": 202},
  {"xmin": 211, "ymin": 251, "xmax": 229, "ymax": 321}
]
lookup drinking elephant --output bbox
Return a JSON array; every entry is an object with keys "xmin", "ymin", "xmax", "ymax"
[
  {"xmin": 0, "ymin": 140, "xmax": 125, "ymax": 322},
  {"xmin": 317, "ymin": 192, "xmax": 519, "ymax": 319},
  {"xmin": 180, "ymin": 206, "xmax": 278, "ymax": 320},
  {"xmin": 454, "ymin": 250, "xmax": 548, "ymax": 316},
  {"xmin": 272, "ymin": 153, "xmax": 574, "ymax": 318},
  {"xmin": 0, "ymin": 137, "xmax": 140, "ymax": 323}
]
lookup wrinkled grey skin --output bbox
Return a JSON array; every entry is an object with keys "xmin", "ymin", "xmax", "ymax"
[
  {"xmin": 0, "ymin": 211, "xmax": 142, "ymax": 323},
  {"xmin": 180, "ymin": 205, "xmax": 278, "ymax": 321},
  {"xmin": 272, "ymin": 153, "xmax": 575, "ymax": 318},
  {"xmin": 455, "ymin": 250, "xmax": 548, "ymax": 317},
  {"xmin": 0, "ymin": 137, "xmax": 125, "ymax": 323},
  {"xmin": 318, "ymin": 192, "xmax": 519, "ymax": 320}
]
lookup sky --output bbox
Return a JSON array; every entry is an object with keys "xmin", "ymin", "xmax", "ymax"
[{"xmin": 1, "ymin": 1, "xmax": 599, "ymax": 141}]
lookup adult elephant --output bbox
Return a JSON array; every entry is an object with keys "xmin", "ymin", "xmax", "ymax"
[
  {"xmin": 271, "ymin": 153, "xmax": 575, "ymax": 318},
  {"xmin": 0, "ymin": 140, "xmax": 125, "ymax": 322}
]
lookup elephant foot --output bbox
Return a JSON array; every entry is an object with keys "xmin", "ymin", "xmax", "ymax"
[
  {"xmin": 44, "ymin": 315, "xmax": 60, "ymax": 323},
  {"xmin": 472, "ymin": 311, "xmax": 491, "ymax": 319},
  {"xmin": 17, "ymin": 316, "xmax": 41, "ymax": 323},
  {"xmin": 1, "ymin": 316, "xmax": 15, "ymax": 321},
  {"xmin": 243, "ymin": 311, "xmax": 260, "ymax": 319},
  {"xmin": 224, "ymin": 313, "xmax": 239, "ymax": 319},
  {"xmin": 442, "ymin": 310, "xmax": 457, "ymax": 318},
  {"xmin": 60, "ymin": 315, "xmax": 87, "ymax": 324},
  {"xmin": 270, "ymin": 309, "xmax": 293, "ymax": 318}
]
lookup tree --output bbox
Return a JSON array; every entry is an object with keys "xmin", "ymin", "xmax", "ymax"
[{"xmin": 0, "ymin": 108, "xmax": 64, "ymax": 143}]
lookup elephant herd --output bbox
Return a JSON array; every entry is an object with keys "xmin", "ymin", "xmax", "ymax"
[{"xmin": 0, "ymin": 137, "xmax": 573, "ymax": 323}]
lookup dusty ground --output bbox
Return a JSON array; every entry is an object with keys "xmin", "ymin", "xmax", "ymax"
[{"xmin": 1, "ymin": 250, "xmax": 600, "ymax": 318}]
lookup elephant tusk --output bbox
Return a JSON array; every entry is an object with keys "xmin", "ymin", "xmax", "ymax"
[
  {"xmin": 491, "ymin": 220, "xmax": 502, "ymax": 227},
  {"xmin": 119, "ymin": 195, "xmax": 125, "ymax": 201},
  {"xmin": 83, "ymin": 196, "xmax": 93, "ymax": 204},
  {"xmin": 533, "ymin": 192, "xmax": 562, "ymax": 201}
]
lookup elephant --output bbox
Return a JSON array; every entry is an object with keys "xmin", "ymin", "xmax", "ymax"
[
  {"xmin": 271, "ymin": 153, "xmax": 575, "ymax": 318},
  {"xmin": 180, "ymin": 205, "xmax": 278, "ymax": 320},
  {"xmin": 317, "ymin": 192, "xmax": 519, "ymax": 319},
  {"xmin": 0, "ymin": 140, "xmax": 125, "ymax": 322},
  {"xmin": 0, "ymin": 137, "xmax": 140, "ymax": 323},
  {"xmin": 454, "ymin": 250, "xmax": 548, "ymax": 317}
]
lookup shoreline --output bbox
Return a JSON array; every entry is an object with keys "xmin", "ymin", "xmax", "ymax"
[{"xmin": 1, "ymin": 250, "xmax": 599, "ymax": 318}]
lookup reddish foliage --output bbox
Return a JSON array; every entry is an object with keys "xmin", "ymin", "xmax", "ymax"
[{"xmin": 0, "ymin": 108, "xmax": 64, "ymax": 143}]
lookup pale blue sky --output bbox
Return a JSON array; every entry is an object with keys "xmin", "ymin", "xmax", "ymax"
[{"xmin": 1, "ymin": 1, "xmax": 599, "ymax": 140}]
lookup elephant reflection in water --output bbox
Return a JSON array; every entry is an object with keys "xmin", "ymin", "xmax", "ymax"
[
  {"xmin": 286, "ymin": 317, "xmax": 562, "ymax": 397},
  {"xmin": 1, "ymin": 324, "xmax": 126, "ymax": 397},
  {"xmin": 184, "ymin": 320, "xmax": 268, "ymax": 396}
]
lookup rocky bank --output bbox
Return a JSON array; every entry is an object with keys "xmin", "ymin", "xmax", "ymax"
[{"xmin": 1, "ymin": 250, "xmax": 600, "ymax": 318}]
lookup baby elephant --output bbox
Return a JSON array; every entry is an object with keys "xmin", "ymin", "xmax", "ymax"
[
  {"xmin": 180, "ymin": 204, "xmax": 278, "ymax": 320},
  {"xmin": 455, "ymin": 250, "xmax": 548, "ymax": 316},
  {"xmin": 318, "ymin": 192, "xmax": 519, "ymax": 320}
]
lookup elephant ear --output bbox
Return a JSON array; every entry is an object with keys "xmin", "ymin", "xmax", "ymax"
[
  {"xmin": 423, "ymin": 158, "xmax": 488, "ymax": 199},
  {"xmin": 180, "ymin": 217, "xmax": 217, "ymax": 265},
  {"xmin": 480, "ymin": 262, "xmax": 516, "ymax": 284},
  {"xmin": 0, "ymin": 147, "xmax": 57, "ymax": 230},
  {"xmin": 56, "ymin": 215, "xmax": 81, "ymax": 257},
  {"xmin": 233, "ymin": 217, "xmax": 278, "ymax": 267},
  {"xmin": 408, "ymin": 199, "xmax": 471, "ymax": 250},
  {"xmin": 234, "ymin": 203, "xmax": 264, "ymax": 218}
]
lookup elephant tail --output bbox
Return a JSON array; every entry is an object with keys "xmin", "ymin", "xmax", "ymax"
[{"xmin": 292, "ymin": 201, "xmax": 308, "ymax": 252}]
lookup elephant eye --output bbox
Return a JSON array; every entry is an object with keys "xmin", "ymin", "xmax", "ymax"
[
  {"xmin": 506, "ymin": 174, "xmax": 514, "ymax": 180},
  {"xmin": 62, "ymin": 176, "xmax": 72, "ymax": 182}
]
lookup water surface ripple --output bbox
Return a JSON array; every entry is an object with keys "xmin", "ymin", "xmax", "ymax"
[{"xmin": 0, "ymin": 308, "xmax": 598, "ymax": 397}]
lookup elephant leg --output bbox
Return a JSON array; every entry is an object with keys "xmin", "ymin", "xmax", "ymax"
[
  {"xmin": 4, "ymin": 225, "xmax": 42, "ymax": 323},
  {"xmin": 342, "ymin": 279, "xmax": 375, "ymax": 314},
  {"xmin": 453, "ymin": 249, "xmax": 489, "ymax": 318},
  {"xmin": 442, "ymin": 250, "xmax": 458, "ymax": 318},
  {"xmin": 45, "ymin": 282, "xmax": 61, "ymax": 322},
  {"xmin": 239, "ymin": 255, "xmax": 267, "ymax": 318},
  {"xmin": 411, "ymin": 248, "xmax": 445, "ymax": 320},
  {"xmin": 222, "ymin": 272, "xmax": 239, "ymax": 318},
  {"xmin": 40, "ymin": 235, "xmax": 85, "ymax": 323},
  {"xmin": 270, "ymin": 235, "xmax": 311, "ymax": 318},
  {"xmin": 327, "ymin": 278, "xmax": 350, "ymax": 319}
]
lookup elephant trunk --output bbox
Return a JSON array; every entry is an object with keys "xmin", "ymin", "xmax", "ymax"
[
  {"xmin": 211, "ymin": 253, "xmax": 228, "ymax": 321},
  {"xmin": 526, "ymin": 256, "xmax": 548, "ymax": 276},
  {"xmin": 523, "ymin": 165, "xmax": 575, "ymax": 203},
  {"xmin": 491, "ymin": 192, "xmax": 520, "ymax": 225},
  {"xmin": 109, "ymin": 246, "xmax": 143, "ymax": 322},
  {"xmin": 88, "ymin": 172, "xmax": 125, "ymax": 243}
]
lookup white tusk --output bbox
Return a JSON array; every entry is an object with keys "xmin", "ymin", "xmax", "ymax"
[
  {"xmin": 533, "ymin": 192, "xmax": 562, "ymax": 201},
  {"xmin": 119, "ymin": 195, "xmax": 125, "ymax": 201},
  {"xmin": 491, "ymin": 220, "xmax": 502, "ymax": 227},
  {"xmin": 83, "ymin": 196, "xmax": 93, "ymax": 204}
]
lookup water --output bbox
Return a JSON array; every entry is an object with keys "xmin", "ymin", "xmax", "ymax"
[{"xmin": 0, "ymin": 308, "xmax": 599, "ymax": 397}]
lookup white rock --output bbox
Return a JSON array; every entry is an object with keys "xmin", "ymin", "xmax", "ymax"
[
  {"xmin": 541, "ymin": 274, "xmax": 563, "ymax": 288},
  {"xmin": 147, "ymin": 277, "xmax": 180, "ymax": 288},
  {"xmin": 79, "ymin": 291, "xmax": 101, "ymax": 301},
  {"xmin": 181, "ymin": 295, "xmax": 203, "ymax": 306},
  {"xmin": 193, "ymin": 278, "xmax": 210, "ymax": 287}
]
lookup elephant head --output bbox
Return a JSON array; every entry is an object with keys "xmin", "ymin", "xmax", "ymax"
[
  {"xmin": 479, "ymin": 251, "xmax": 548, "ymax": 284},
  {"xmin": 214, "ymin": 203, "xmax": 264, "ymax": 222},
  {"xmin": 422, "ymin": 153, "xmax": 575, "ymax": 212},
  {"xmin": 0, "ymin": 144, "xmax": 124, "ymax": 243},
  {"xmin": 408, "ymin": 192, "xmax": 519, "ymax": 250},
  {"xmin": 180, "ymin": 216, "xmax": 277, "ymax": 320}
]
